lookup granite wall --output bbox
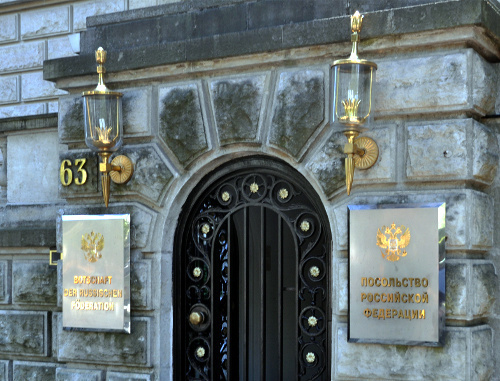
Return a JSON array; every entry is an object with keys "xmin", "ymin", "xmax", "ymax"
[{"xmin": 0, "ymin": 0, "xmax": 499, "ymax": 380}]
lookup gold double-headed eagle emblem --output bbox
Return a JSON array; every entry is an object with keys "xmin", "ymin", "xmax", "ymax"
[
  {"xmin": 376, "ymin": 223, "xmax": 411, "ymax": 262},
  {"xmin": 81, "ymin": 231, "xmax": 105, "ymax": 263}
]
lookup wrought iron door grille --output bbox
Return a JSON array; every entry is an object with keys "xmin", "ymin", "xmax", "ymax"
[{"xmin": 174, "ymin": 158, "xmax": 331, "ymax": 381}]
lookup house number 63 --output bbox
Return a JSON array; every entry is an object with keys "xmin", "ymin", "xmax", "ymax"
[{"xmin": 60, "ymin": 159, "xmax": 88, "ymax": 186}]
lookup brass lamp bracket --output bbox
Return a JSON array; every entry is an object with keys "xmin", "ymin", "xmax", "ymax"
[
  {"xmin": 343, "ymin": 132, "xmax": 378, "ymax": 195},
  {"xmin": 98, "ymin": 153, "xmax": 134, "ymax": 207}
]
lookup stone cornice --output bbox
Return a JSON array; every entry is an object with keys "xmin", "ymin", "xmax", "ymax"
[
  {"xmin": 43, "ymin": 0, "xmax": 500, "ymax": 82},
  {"xmin": 0, "ymin": 113, "xmax": 58, "ymax": 133}
]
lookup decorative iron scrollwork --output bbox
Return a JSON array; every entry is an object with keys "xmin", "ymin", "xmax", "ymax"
[{"xmin": 177, "ymin": 160, "xmax": 330, "ymax": 380}]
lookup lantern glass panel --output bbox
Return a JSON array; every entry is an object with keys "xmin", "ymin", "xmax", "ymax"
[
  {"xmin": 83, "ymin": 94, "xmax": 123, "ymax": 152},
  {"xmin": 330, "ymin": 63, "xmax": 375, "ymax": 131}
]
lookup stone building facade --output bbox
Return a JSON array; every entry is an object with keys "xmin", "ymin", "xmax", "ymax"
[{"xmin": 0, "ymin": 0, "xmax": 500, "ymax": 380}]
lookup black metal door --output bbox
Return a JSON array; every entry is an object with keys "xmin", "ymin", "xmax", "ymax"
[{"xmin": 174, "ymin": 157, "xmax": 331, "ymax": 380}]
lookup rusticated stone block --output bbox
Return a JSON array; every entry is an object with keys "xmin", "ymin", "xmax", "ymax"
[
  {"xmin": 0, "ymin": 75, "xmax": 18, "ymax": 104},
  {"xmin": 0, "ymin": 14, "xmax": 17, "ymax": 43},
  {"xmin": 307, "ymin": 125, "xmax": 396, "ymax": 196},
  {"xmin": 269, "ymin": 69, "xmax": 325, "ymax": 157},
  {"xmin": 56, "ymin": 315, "xmax": 151, "ymax": 366},
  {"xmin": 122, "ymin": 87, "xmax": 152, "ymax": 136},
  {"xmin": 0, "ymin": 204, "xmax": 58, "ymax": 230},
  {"xmin": 406, "ymin": 119, "xmax": 498, "ymax": 185},
  {"xmin": 13, "ymin": 361, "xmax": 56, "ymax": 381},
  {"xmin": 375, "ymin": 53, "xmax": 466, "ymax": 114},
  {"xmin": 472, "ymin": 52, "xmax": 497, "ymax": 116},
  {"xmin": 8, "ymin": 131, "xmax": 59, "ymax": 204},
  {"xmin": 58, "ymin": 150, "xmax": 99, "ymax": 198},
  {"xmin": 471, "ymin": 326, "xmax": 494, "ymax": 379},
  {"xmin": 0, "ymin": 41, "xmax": 44, "ymax": 73},
  {"xmin": 21, "ymin": 71, "xmax": 67, "ymax": 101},
  {"xmin": 471, "ymin": 261, "xmax": 497, "ymax": 319},
  {"xmin": 48, "ymin": 36, "xmax": 77, "ymax": 60},
  {"xmin": 56, "ymin": 368, "xmax": 104, "ymax": 380},
  {"xmin": 158, "ymin": 83, "xmax": 208, "ymax": 166},
  {"xmin": 107, "ymin": 371, "xmax": 151, "ymax": 380},
  {"xmin": 49, "ymin": 101, "xmax": 58, "ymax": 113},
  {"xmin": 0, "ymin": 228, "xmax": 55, "ymax": 248},
  {"xmin": 113, "ymin": 144, "xmax": 174, "ymax": 205},
  {"xmin": 445, "ymin": 261, "xmax": 468, "ymax": 319},
  {"xmin": 0, "ymin": 260, "xmax": 9, "ymax": 304},
  {"xmin": 0, "ymin": 360, "xmax": 8, "ymax": 380},
  {"xmin": 334, "ymin": 324, "xmax": 492, "ymax": 379},
  {"xmin": 58, "ymin": 95, "xmax": 84, "ymax": 143},
  {"xmin": 191, "ymin": 3, "xmax": 246, "ymax": 39},
  {"xmin": 210, "ymin": 74, "xmax": 267, "ymax": 145},
  {"xmin": 0, "ymin": 102, "xmax": 45, "ymax": 119},
  {"xmin": 407, "ymin": 120, "xmax": 467, "ymax": 179},
  {"xmin": 73, "ymin": 0, "xmax": 126, "ymax": 31},
  {"xmin": 305, "ymin": 130, "xmax": 345, "ymax": 195},
  {"xmin": 468, "ymin": 191, "xmax": 494, "ymax": 250},
  {"xmin": 58, "ymin": 203, "xmax": 156, "ymax": 250},
  {"xmin": 333, "ymin": 190, "xmax": 493, "ymax": 251},
  {"xmin": 129, "ymin": 0, "xmax": 156, "ymax": 10},
  {"xmin": 335, "ymin": 259, "xmax": 348, "ymax": 314},
  {"xmin": 12, "ymin": 260, "xmax": 57, "ymax": 305},
  {"xmin": 0, "ymin": 312, "xmax": 48, "ymax": 356},
  {"xmin": 131, "ymin": 260, "xmax": 152, "ymax": 310},
  {"xmin": 0, "ymin": 205, "xmax": 57, "ymax": 248},
  {"xmin": 248, "ymin": 0, "xmax": 329, "ymax": 29},
  {"xmin": 374, "ymin": 50, "xmax": 497, "ymax": 117},
  {"xmin": 473, "ymin": 121, "xmax": 499, "ymax": 183},
  {"xmin": 445, "ymin": 260, "xmax": 497, "ymax": 321},
  {"xmin": 21, "ymin": 6, "xmax": 70, "ymax": 39}
]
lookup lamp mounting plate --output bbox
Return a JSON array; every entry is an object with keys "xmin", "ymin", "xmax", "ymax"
[
  {"xmin": 110, "ymin": 155, "xmax": 134, "ymax": 184},
  {"xmin": 354, "ymin": 136, "xmax": 378, "ymax": 169}
]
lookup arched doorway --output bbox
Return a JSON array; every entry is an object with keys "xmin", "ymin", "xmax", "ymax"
[{"xmin": 174, "ymin": 157, "xmax": 331, "ymax": 380}]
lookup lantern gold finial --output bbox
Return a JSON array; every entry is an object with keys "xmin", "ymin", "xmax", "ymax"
[
  {"xmin": 95, "ymin": 47, "xmax": 108, "ymax": 92},
  {"xmin": 349, "ymin": 11, "xmax": 364, "ymax": 61},
  {"xmin": 95, "ymin": 47, "xmax": 106, "ymax": 65},
  {"xmin": 351, "ymin": 11, "xmax": 363, "ymax": 33}
]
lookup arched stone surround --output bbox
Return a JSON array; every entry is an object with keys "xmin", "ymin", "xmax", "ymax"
[{"xmin": 158, "ymin": 149, "xmax": 336, "ymax": 379}]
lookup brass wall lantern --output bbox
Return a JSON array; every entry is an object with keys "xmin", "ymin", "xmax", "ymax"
[
  {"xmin": 331, "ymin": 11, "xmax": 378, "ymax": 195},
  {"xmin": 83, "ymin": 47, "xmax": 134, "ymax": 207}
]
